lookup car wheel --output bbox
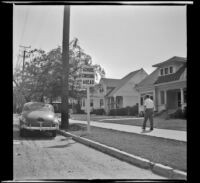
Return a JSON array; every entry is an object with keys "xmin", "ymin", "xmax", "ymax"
[{"xmin": 52, "ymin": 130, "xmax": 57, "ymax": 138}]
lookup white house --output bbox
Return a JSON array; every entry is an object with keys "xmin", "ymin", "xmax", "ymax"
[
  {"xmin": 105, "ymin": 68, "xmax": 148, "ymax": 114},
  {"xmin": 81, "ymin": 68, "xmax": 148, "ymax": 114},
  {"xmin": 136, "ymin": 56, "xmax": 187, "ymax": 114}
]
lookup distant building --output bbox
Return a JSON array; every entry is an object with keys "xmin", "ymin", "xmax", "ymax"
[{"xmin": 81, "ymin": 68, "xmax": 148, "ymax": 114}]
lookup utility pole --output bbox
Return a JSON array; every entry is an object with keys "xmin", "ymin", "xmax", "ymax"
[
  {"xmin": 19, "ymin": 45, "xmax": 31, "ymax": 83},
  {"xmin": 61, "ymin": 5, "xmax": 70, "ymax": 129}
]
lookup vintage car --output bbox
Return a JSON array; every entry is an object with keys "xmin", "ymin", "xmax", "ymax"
[{"xmin": 19, "ymin": 102, "xmax": 60, "ymax": 137}]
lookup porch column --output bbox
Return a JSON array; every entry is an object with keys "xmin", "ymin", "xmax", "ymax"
[
  {"xmin": 153, "ymin": 90, "xmax": 156, "ymax": 111},
  {"xmin": 114, "ymin": 97, "xmax": 116, "ymax": 109},
  {"xmin": 138, "ymin": 93, "xmax": 141, "ymax": 113},
  {"xmin": 164, "ymin": 90, "xmax": 167, "ymax": 109},
  {"xmin": 180, "ymin": 88, "xmax": 184, "ymax": 110},
  {"xmin": 108, "ymin": 97, "xmax": 110, "ymax": 110},
  {"xmin": 104, "ymin": 98, "xmax": 107, "ymax": 112}
]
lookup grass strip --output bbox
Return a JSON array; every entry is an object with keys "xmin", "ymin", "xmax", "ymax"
[{"xmin": 67, "ymin": 123, "xmax": 186, "ymax": 172}]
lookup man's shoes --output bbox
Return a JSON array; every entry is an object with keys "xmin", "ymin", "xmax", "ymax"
[{"xmin": 150, "ymin": 128, "xmax": 153, "ymax": 131}]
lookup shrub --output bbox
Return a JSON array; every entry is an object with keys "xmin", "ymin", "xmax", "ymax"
[
  {"xmin": 128, "ymin": 105, "xmax": 139, "ymax": 116},
  {"xmin": 108, "ymin": 109, "xmax": 116, "ymax": 116},
  {"xmin": 139, "ymin": 111, "xmax": 144, "ymax": 117},
  {"xmin": 91, "ymin": 109, "xmax": 105, "ymax": 115},
  {"xmin": 73, "ymin": 103, "xmax": 86, "ymax": 114},
  {"xmin": 170, "ymin": 108, "xmax": 186, "ymax": 119},
  {"xmin": 78, "ymin": 110, "xmax": 86, "ymax": 114},
  {"xmin": 108, "ymin": 104, "xmax": 139, "ymax": 116},
  {"xmin": 183, "ymin": 106, "xmax": 187, "ymax": 118}
]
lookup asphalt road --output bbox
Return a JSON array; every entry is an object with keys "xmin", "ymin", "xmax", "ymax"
[{"xmin": 13, "ymin": 114, "xmax": 165, "ymax": 180}]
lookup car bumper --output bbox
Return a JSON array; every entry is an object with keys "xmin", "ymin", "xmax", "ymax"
[{"xmin": 21, "ymin": 125, "xmax": 59, "ymax": 131}]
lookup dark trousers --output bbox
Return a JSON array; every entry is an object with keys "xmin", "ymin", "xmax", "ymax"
[{"xmin": 143, "ymin": 108, "xmax": 154, "ymax": 129}]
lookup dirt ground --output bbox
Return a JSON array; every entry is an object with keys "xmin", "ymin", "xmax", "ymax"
[{"xmin": 13, "ymin": 114, "xmax": 165, "ymax": 180}]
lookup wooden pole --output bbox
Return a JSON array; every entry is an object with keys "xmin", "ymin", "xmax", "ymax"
[
  {"xmin": 87, "ymin": 86, "xmax": 90, "ymax": 133},
  {"xmin": 61, "ymin": 5, "xmax": 70, "ymax": 129}
]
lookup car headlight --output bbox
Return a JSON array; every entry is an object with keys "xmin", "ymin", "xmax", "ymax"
[{"xmin": 53, "ymin": 118, "xmax": 59, "ymax": 124}]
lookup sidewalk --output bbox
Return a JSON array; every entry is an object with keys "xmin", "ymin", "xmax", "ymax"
[{"xmin": 69, "ymin": 119, "xmax": 187, "ymax": 142}]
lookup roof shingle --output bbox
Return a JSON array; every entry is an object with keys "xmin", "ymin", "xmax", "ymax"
[
  {"xmin": 154, "ymin": 63, "xmax": 186, "ymax": 85},
  {"xmin": 152, "ymin": 56, "xmax": 186, "ymax": 67}
]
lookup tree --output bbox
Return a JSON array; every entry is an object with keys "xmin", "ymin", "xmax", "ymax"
[{"xmin": 13, "ymin": 38, "xmax": 105, "ymax": 107}]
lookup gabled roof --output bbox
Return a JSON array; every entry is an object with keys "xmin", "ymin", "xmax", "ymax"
[
  {"xmin": 152, "ymin": 56, "xmax": 186, "ymax": 67},
  {"xmin": 136, "ymin": 68, "xmax": 159, "ymax": 89},
  {"xmin": 105, "ymin": 87, "xmax": 116, "ymax": 97},
  {"xmin": 100, "ymin": 78, "xmax": 120, "ymax": 87},
  {"xmin": 154, "ymin": 63, "xmax": 186, "ymax": 85},
  {"xmin": 107, "ymin": 68, "xmax": 144, "ymax": 97}
]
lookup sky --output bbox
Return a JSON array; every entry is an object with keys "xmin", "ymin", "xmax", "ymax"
[{"xmin": 13, "ymin": 5, "xmax": 186, "ymax": 79}]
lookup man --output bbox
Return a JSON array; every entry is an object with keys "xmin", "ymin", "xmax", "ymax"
[{"xmin": 142, "ymin": 95, "xmax": 154, "ymax": 131}]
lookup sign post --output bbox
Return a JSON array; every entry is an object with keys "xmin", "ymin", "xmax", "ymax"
[
  {"xmin": 86, "ymin": 85, "xmax": 90, "ymax": 133},
  {"xmin": 79, "ymin": 66, "xmax": 95, "ymax": 133}
]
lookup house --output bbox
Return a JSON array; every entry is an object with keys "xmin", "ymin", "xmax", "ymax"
[
  {"xmin": 80, "ymin": 78, "xmax": 120, "ymax": 113},
  {"xmin": 136, "ymin": 56, "xmax": 187, "ymax": 114},
  {"xmin": 80, "ymin": 68, "xmax": 148, "ymax": 114},
  {"xmin": 105, "ymin": 68, "xmax": 148, "ymax": 114}
]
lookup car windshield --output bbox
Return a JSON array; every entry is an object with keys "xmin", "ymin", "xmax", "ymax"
[{"xmin": 23, "ymin": 103, "xmax": 54, "ymax": 112}]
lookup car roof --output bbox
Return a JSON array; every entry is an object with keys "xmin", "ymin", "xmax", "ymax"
[
  {"xmin": 24, "ymin": 102, "xmax": 44, "ymax": 106},
  {"xmin": 23, "ymin": 102, "xmax": 52, "ymax": 107}
]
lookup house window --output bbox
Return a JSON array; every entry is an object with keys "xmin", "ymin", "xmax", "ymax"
[
  {"xmin": 164, "ymin": 67, "xmax": 169, "ymax": 75},
  {"xmin": 100, "ymin": 99, "xmax": 104, "ymax": 107},
  {"xmin": 140, "ymin": 97, "xmax": 144, "ymax": 105},
  {"xmin": 90, "ymin": 99, "xmax": 93, "ymax": 107},
  {"xmin": 160, "ymin": 69, "xmax": 164, "ymax": 76},
  {"xmin": 82, "ymin": 99, "xmax": 85, "ymax": 107},
  {"xmin": 169, "ymin": 66, "xmax": 173, "ymax": 74},
  {"xmin": 99, "ymin": 87, "xmax": 104, "ymax": 93},
  {"xmin": 160, "ymin": 91, "xmax": 165, "ymax": 105}
]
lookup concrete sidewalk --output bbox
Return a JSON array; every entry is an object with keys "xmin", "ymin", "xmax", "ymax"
[{"xmin": 69, "ymin": 119, "xmax": 186, "ymax": 142}]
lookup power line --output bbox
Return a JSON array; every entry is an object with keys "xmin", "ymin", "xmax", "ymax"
[
  {"xmin": 32, "ymin": 10, "xmax": 50, "ymax": 50},
  {"xmin": 19, "ymin": 7, "xmax": 29, "ymax": 45}
]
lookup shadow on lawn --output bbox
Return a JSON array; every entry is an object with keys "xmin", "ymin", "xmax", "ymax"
[
  {"xmin": 45, "ymin": 141, "xmax": 76, "ymax": 148},
  {"xmin": 141, "ymin": 129, "xmax": 153, "ymax": 133}
]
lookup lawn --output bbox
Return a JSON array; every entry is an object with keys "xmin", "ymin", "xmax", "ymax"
[
  {"xmin": 68, "ymin": 114, "xmax": 187, "ymax": 131},
  {"xmin": 67, "ymin": 123, "xmax": 187, "ymax": 172}
]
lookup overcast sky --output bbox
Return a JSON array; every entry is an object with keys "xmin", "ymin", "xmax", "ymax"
[{"xmin": 13, "ymin": 5, "xmax": 186, "ymax": 79}]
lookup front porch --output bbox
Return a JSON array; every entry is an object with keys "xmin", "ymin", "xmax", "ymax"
[
  {"xmin": 157, "ymin": 84, "xmax": 186, "ymax": 112},
  {"xmin": 106, "ymin": 96, "xmax": 123, "ymax": 111}
]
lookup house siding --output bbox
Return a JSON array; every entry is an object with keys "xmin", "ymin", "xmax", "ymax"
[
  {"xmin": 123, "ymin": 96, "xmax": 139, "ymax": 108},
  {"xmin": 113, "ymin": 70, "xmax": 147, "ymax": 108}
]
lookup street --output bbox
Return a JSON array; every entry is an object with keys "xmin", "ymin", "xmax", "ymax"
[
  {"xmin": 11, "ymin": 4, "xmax": 188, "ymax": 180},
  {"xmin": 13, "ymin": 115, "xmax": 165, "ymax": 180}
]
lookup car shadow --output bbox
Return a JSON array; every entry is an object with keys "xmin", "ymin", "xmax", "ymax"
[
  {"xmin": 22, "ymin": 131, "xmax": 56, "ymax": 140},
  {"xmin": 13, "ymin": 126, "xmax": 57, "ymax": 141},
  {"xmin": 45, "ymin": 142, "xmax": 76, "ymax": 148}
]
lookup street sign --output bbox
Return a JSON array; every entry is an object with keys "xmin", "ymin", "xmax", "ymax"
[
  {"xmin": 79, "ymin": 66, "xmax": 95, "ymax": 88},
  {"xmin": 78, "ymin": 65, "xmax": 95, "ymax": 133}
]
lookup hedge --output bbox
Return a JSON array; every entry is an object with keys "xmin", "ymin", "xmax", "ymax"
[
  {"xmin": 91, "ymin": 109, "xmax": 105, "ymax": 115},
  {"xmin": 169, "ymin": 107, "xmax": 186, "ymax": 119},
  {"xmin": 108, "ymin": 105, "xmax": 139, "ymax": 116}
]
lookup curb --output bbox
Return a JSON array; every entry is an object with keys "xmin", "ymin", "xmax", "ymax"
[{"xmin": 58, "ymin": 129, "xmax": 187, "ymax": 179}]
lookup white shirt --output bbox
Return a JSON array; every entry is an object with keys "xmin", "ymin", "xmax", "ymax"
[{"xmin": 144, "ymin": 98, "xmax": 154, "ymax": 109}]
